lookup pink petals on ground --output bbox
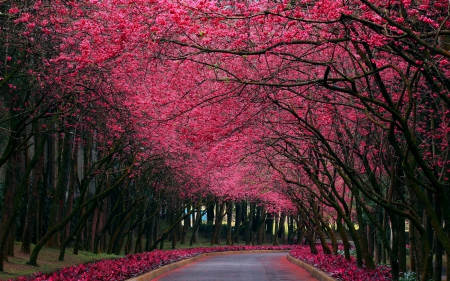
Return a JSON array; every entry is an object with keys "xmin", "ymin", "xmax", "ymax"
[{"xmin": 12, "ymin": 245, "xmax": 293, "ymax": 281}]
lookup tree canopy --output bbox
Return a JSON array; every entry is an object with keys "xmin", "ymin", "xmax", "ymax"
[{"xmin": 1, "ymin": 0, "xmax": 450, "ymax": 280}]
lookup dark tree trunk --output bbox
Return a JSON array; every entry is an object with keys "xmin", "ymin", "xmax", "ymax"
[
  {"xmin": 397, "ymin": 215, "xmax": 407, "ymax": 274},
  {"xmin": 1, "ymin": 156, "xmax": 18, "ymax": 265},
  {"xmin": 28, "ymin": 169, "xmax": 130, "ymax": 266},
  {"xmin": 207, "ymin": 202, "xmax": 215, "ymax": 224},
  {"xmin": 233, "ymin": 201, "xmax": 243, "ymax": 244},
  {"xmin": 226, "ymin": 202, "xmax": 233, "ymax": 245},
  {"xmin": 245, "ymin": 202, "xmax": 255, "ymax": 245},
  {"xmin": 266, "ymin": 214, "xmax": 274, "ymax": 243},
  {"xmin": 337, "ymin": 214, "xmax": 351, "ymax": 260},
  {"xmin": 181, "ymin": 205, "xmax": 190, "ymax": 245},
  {"xmin": 278, "ymin": 213, "xmax": 286, "ymax": 244},
  {"xmin": 211, "ymin": 201, "xmax": 226, "ymax": 245},
  {"xmin": 190, "ymin": 207, "xmax": 204, "ymax": 246},
  {"xmin": 172, "ymin": 221, "xmax": 179, "ymax": 249},
  {"xmin": 145, "ymin": 217, "xmax": 155, "ymax": 251},
  {"xmin": 135, "ymin": 218, "xmax": 145, "ymax": 253},
  {"xmin": 389, "ymin": 212, "xmax": 400, "ymax": 281},
  {"xmin": 446, "ymin": 252, "xmax": 450, "ymax": 281},
  {"xmin": 0, "ymin": 134, "xmax": 46, "ymax": 271},
  {"xmin": 63, "ymin": 152, "xmax": 76, "ymax": 245},
  {"xmin": 5, "ymin": 230, "xmax": 14, "ymax": 259},
  {"xmin": 21, "ymin": 156, "xmax": 41, "ymax": 254},
  {"xmin": 59, "ymin": 198, "xmax": 100, "ymax": 261},
  {"xmin": 257, "ymin": 209, "xmax": 266, "ymax": 245},
  {"xmin": 46, "ymin": 130, "xmax": 73, "ymax": 248},
  {"xmin": 108, "ymin": 207, "xmax": 134, "ymax": 254},
  {"xmin": 273, "ymin": 214, "xmax": 279, "ymax": 246},
  {"xmin": 434, "ymin": 235, "xmax": 443, "ymax": 281},
  {"xmin": 288, "ymin": 215, "xmax": 294, "ymax": 244}
]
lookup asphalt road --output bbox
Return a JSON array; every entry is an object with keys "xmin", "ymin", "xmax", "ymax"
[{"xmin": 153, "ymin": 252, "xmax": 318, "ymax": 281}]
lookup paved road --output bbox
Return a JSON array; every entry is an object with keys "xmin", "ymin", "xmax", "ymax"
[{"xmin": 154, "ymin": 252, "xmax": 318, "ymax": 281}]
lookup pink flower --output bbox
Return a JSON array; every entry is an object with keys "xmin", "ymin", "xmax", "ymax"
[{"xmin": 8, "ymin": 7, "xmax": 20, "ymax": 14}]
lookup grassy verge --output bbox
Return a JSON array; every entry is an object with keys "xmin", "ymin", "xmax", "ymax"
[{"xmin": 0, "ymin": 242, "xmax": 121, "ymax": 281}]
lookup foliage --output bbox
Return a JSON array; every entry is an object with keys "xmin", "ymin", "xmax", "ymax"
[
  {"xmin": 337, "ymin": 248, "xmax": 357, "ymax": 257},
  {"xmin": 398, "ymin": 271, "xmax": 417, "ymax": 281},
  {"xmin": 10, "ymin": 246, "xmax": 294, "ymax": 281},
  {"xmin": 289, "ymin": 247, "xmax": 392, "ymax": 281},
  {"xmin": 398, "ymin": 271, "xmax": 432, "ymax": 281}
]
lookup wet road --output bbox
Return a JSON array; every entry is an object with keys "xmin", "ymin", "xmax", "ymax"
[{"xmin": 153, "ymin": 252, "xmax": 318, "ymax": 281}]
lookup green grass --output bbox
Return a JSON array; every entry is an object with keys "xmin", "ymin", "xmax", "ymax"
[{"xmin": 0, "ymin": 242, "xmax": 121, "ymax": 281}]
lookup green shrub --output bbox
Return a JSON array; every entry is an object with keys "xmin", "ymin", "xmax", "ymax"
[{"xmin": 398, "ymin": 271, "xmax": 432, "ymax": 281}]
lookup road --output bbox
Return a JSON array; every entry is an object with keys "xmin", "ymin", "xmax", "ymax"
[{"xmin": 153, "ymin": 252, "xmax": 318, "ymax": 281}]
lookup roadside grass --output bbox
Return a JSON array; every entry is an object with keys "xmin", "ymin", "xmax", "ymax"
[{"xmin": 0, "ymin": 242, "xmax": 121, "ymax": 281}]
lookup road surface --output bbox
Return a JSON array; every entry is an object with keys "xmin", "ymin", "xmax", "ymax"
[{"xmin": 154, "ymin": 252, "xmax": 318, "ymax": 281}]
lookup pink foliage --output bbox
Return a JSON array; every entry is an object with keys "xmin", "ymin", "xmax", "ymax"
[{"xmin": 289, "ymin": 247, "xmax": 392, "ymax": 281}]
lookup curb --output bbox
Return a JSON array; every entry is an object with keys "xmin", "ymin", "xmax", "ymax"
[
  {"xmin": 286, "ymin": 255, "xmax": 338, "ymax": 281},
  {"xmin": 127, "ymin": 250, "xmax": 290, "ymax": 281}
]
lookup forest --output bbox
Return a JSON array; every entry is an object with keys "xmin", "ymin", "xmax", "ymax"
[{"xmin": 1, "ymin": 0, "xmax": 450, "ymax": 280}]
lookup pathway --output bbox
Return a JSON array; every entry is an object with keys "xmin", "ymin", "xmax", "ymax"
[{"xmin": 153, "ymin": 252, "xmax": 318, "ymax": 281}]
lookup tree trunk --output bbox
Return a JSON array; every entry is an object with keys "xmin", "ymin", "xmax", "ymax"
[
  {"xmin": 288, "ymin": 215, "xmax": 294, "ymax": 244},
  {"xmin": 446, "ymin": 252, "xmax": 450, "ymax": 281},
  {"xmin": 0, "ymin": 133, "xmax": 46, "ymax": 271},
  {"xmin": 233, "ymin": 201, "xmax": 243, "ymax": 244},
  {"xmin": 124, "ymin": 230, "xmax": 133, "ymax": 255},
  {"xmin": 190, "ymin": 207, "xmax": 204, "ymax": 246},
  {"xmin": 21, "ymin": 153, "xmax": 42, "ymax": 254},
  {"xmin": 207, "ymin": 202, "xmax": 215, "ymax": 224},
  {"xmin": 389, "ymin": 212, "xmax": 400, "ymax": 281},
  {"xmin": 273, "ymin": 214, "xmax": 279, "ymax": 246},
  {"xmin": 397, "ymin": 214, "xmax": 407, "ymax": 274},
  {"xmin": 46, "ymin": 130, "xmax": 73, "ymax": 248},
  {"xmin": 211, "ymin": 201, "xmax": 226, "ymax": 245},
  {"xmin": 1, "ymin": 156, "xmax": 18, "ymax": 266},
  {"xmin": 63, "ymin": 151, "xmax": 76, "ymax": 245},
  {"xmin": 28, "ymin": 168, "xmax": 130, "ymax": 266},
  {"xmin": 434, "ymin": 235, "xmax": 443, "ymax": 281},
  {"xmin": 145, "ymin": 217, "xmax": 155, "ymax": 251},
  {"xmin": 181, "ymin": 205, "xmax": 190, "ymax": 245},
  {"xmin": 172, "ymin": 221, "xmax": 179, "ymax": 249},
  {"xmin": 314, "ymin": 214, "xmax": 331, "ymax": 254},
  {"xmin": 355, "ymin": 198, "xmax": 375, "ymax": 269},
  {"xmin": 59, "ymin": 198, "xmax": 99, "ymax": 261},
  {"xmin": 226, "ymin": 202, "xmax": 233, "ymax": 245},
  {"xmin": 433, "ymin": 193, "xmax": 442, "ymax": 281},
  {"xmin": 149, "ymin": 204, "xmax": 202, "ymax": 251},
  {"xmin": 257, "ymin": 209, "xmax": 266, "ymax": 245},
  {"xmin": 337, "ymin": 214, "xmax": 351, "ymax": 260},
  {"xmin": 94, "ymin": 191, "xmax": 124, "ymax": 254},
  {"xmin": 245, "ymin": 202, "xmax": 255, "ymax": 245},
  {"xmin": 266, "ymin": 214, "xmax": 274, "ymax": 244},
  {"xmin": 107, "ymin": 206, "xmax": 135, "ymax": 254},
  {"xmin": 278, "ymin": 213, "xmax": 286, "ymax": 244},
  {"xmin": 134, "ymin": 217, "xmax": 145, "ymax": 253}
]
